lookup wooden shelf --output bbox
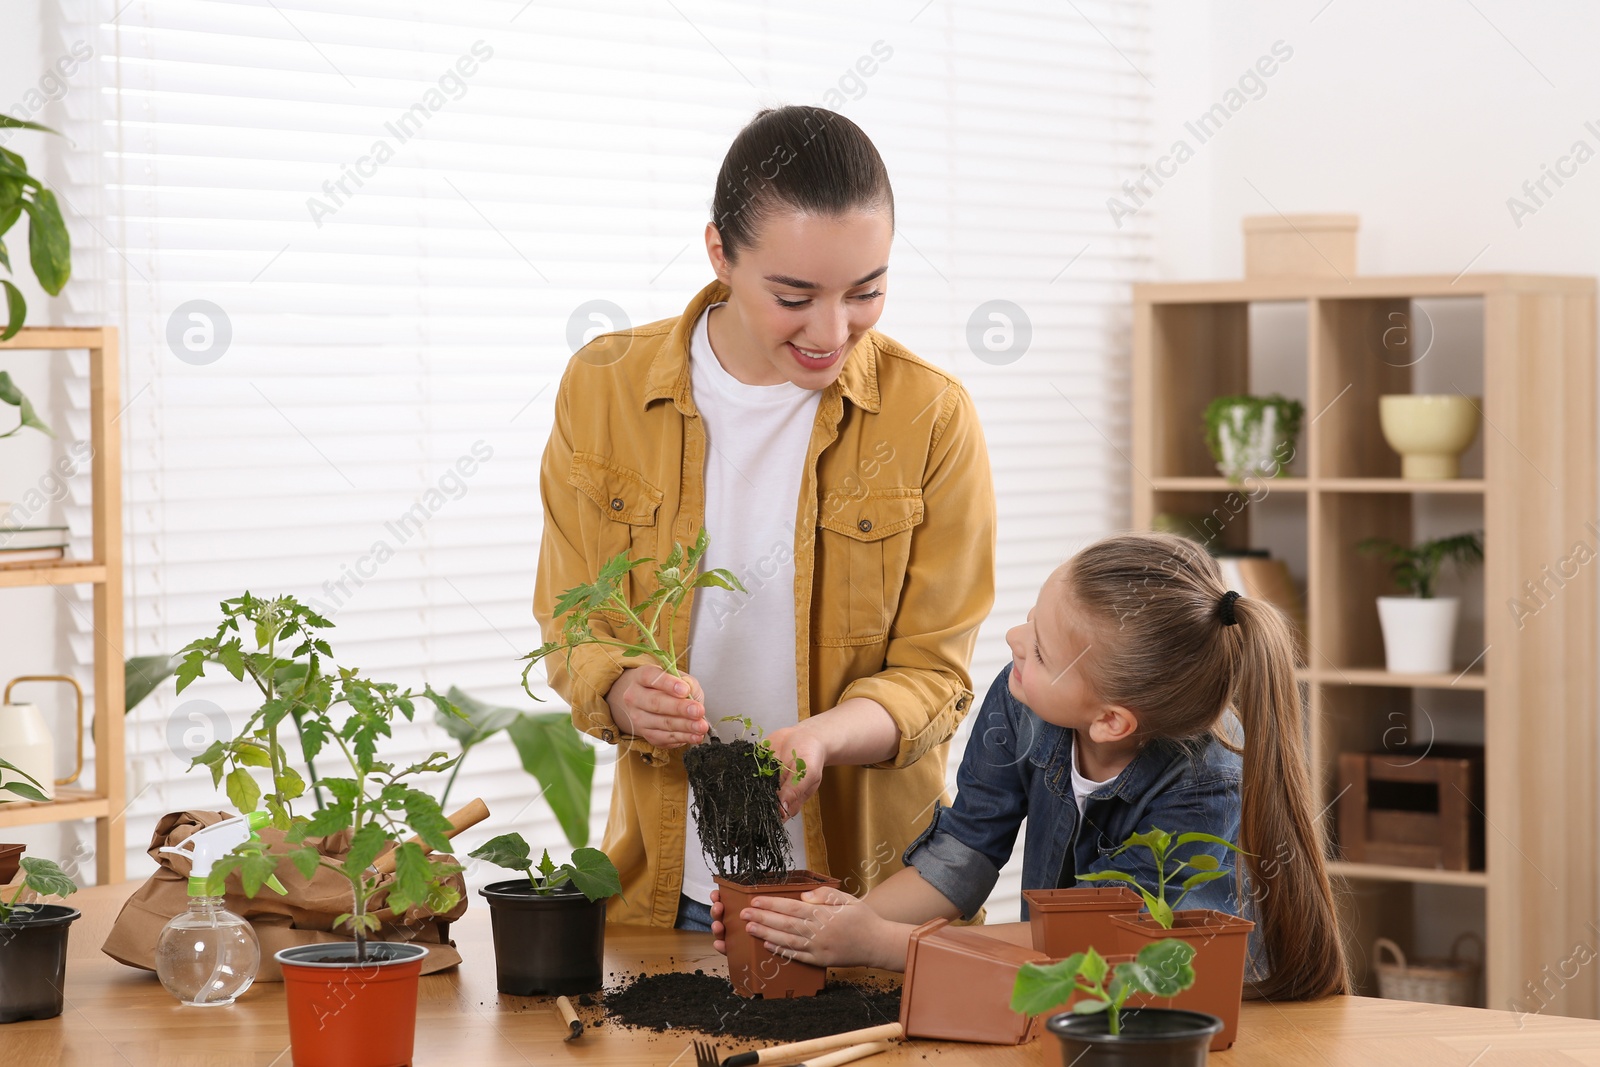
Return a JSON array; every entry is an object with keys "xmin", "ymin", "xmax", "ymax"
[
  {"xmin": 0, "ymin": 787, "xmax": 111, "ymax": 828},
  {"xmin": 1300, "ymin": 667, "xmax": 1487, "ymax": 691},
  {"xmin": 1318, "ymin": 478, "xmax": 1486, "ymax": 494},
  {"xmin": 0, "ymin": 560, "xmax": 107, "ymax": 588},
  {"xmin": 1328, "ymin": 860, "xmax": 1489, "ymax": 888},
  {"xmin": 1132, "ymin": 272, "xmax": 1597, "ymax": 1015}
]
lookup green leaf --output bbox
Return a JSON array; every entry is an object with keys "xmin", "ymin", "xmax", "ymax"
[
  {"xmin": 1173, "ymin": 831, "xmax": 1248, "ymax": 855},
  {"xmin": 564, "ymin": 847, "xmax": 621, "ymax": 901},
  {"xmin": 400, "ymin": 788, "xmax": 455, "ymax": 854},
  {"xmin": 237, "ymin": 850, "xmax": 281, "ymax": 897},
  {"xmin": 1180, "ymin": 869, "xmax": 1229, "ymax": 891},
  {"xmin": 20, "ymin": 857, "xmax": 77, "ymax": 899},
  {"xmin": 536, "ymin": 849, "xmax": 558, "ymax": 885},
  {"xmin": 0, "ymin": 115, "xmax": 60, "ymax": 134},
  {"xmin": 1148, "ymin": 897, "xmax": 1174, "ymax": 930},
  {"xmin": 1124, "ymin": 939, "xmax": 1197, "ymax": 998},
  {"xmin": 288, "ymin": 845, "xmax": 322, "ymax": 881},
  {"xmin": 0, "ymin": 780, "xmax": 48, "ymax": 802},
  {"xmin": 468, "ymin": 832, "xmax": 532, "ymax": 873},
  {"xmin": 22, "ymin": 189, "xmax": 70, "ymax": 295},
  {"xmin": 225, "ymin": 766, "xmax": 261, "ymax": 814},
  {"xmin": 387, "ymin": 841, "xmax": 430, "ymax": 914},
  {"xmin": 233, "ymin": 742, "xmax": 272, "ymax": 768},
  {"xmin": 173, "ymin": 649, "xmax": 207, "ymax": 695},
  {"xmin": 124, "ymin": 654, "xmax": 180, "ymax": 713},
  {"xmin": 0, "ymin": 370, "xmax": 50, "ymax": 436},
  {"xmin": 343, "ymin": 820, "xmax": 387, "ymax": 877},
  {"xmin": 1010, "ymin": 955, "xmax": 1086, "ymax": 1015},
  {"xmin": 437, "ymin": 686, "xmax": 519, "ymax": 748},
  {"xmin": 0, "ymin": 280, "xmax": 22, "ymax": 341},
  {"xmin": 1186, "ymin": 853, "xmax": 1220, "ymax": 871},
  {"xmin": 693, "ymin": 569, "xmax": 746, "ymax": 593},
  {"xmin": 1077, "ymin": 946, "xmax": 1108, "ymax": 987},
  {"xmin": 216, "ymin": 640, "xmax": 247, "ymax": 681},
  {"xmin": 506, "ymin": 712, "xmax": 594, "ymax": 848}
]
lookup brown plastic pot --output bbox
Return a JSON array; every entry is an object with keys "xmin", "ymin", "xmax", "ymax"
[
  {"xmin": 715, "ymin": 870, "xmax": 840, "ymax": 998},
  {"xmin": 900, "ymin": 917, "xmax": 1049, "ymax": 1044},
  {"xmin": 1109, "ymin": 909, "xmax": 1255, "ymax": 1052},
  {"xmin": 276, "ymin": 941, "xmax": 428, "ymax": 1067},
  {"xmin": 0, "ymin": 844, "xmax": 22, "ymax": 885},
  {"xmin": 1023, "ymin": 886, "xmax": 1144, "ymax": 958}
]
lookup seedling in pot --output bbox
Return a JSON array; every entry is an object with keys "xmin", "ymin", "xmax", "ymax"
[
  {"xmin": 468, "ymin": 833, "xmax": 621, "ymax": 901},
  {"xmin": 1359, "ymin": 531, "xmax": 1483, "ymax": 599},
  {"xmin": 1010, "ymin": 940, "xmax": 1197, "ymax": 1036},
  {"xmin": 684, "ymin": 716, "xmax": 805, "ymax": 887},
  {"xmin": 1075, "ymin": 827, "xmax": 1247, "ymax": 929},
  {"xmin": 0, "ymin": 857, "xmax": 76, "ymax": 922}
]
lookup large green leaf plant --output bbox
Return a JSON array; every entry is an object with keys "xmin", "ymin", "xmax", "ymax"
[{"xmin": 0, "ymin": 115, "xmax": 72, "ymax": 341}]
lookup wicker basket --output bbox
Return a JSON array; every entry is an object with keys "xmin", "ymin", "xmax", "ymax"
[{"xmin": 1373, "ymin": 935, "xmax": 1481, "ymax": 1006}]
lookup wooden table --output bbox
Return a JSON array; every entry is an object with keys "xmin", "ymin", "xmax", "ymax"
[{"xmin": 8, "ymin": 882, "xmax": 1600, "ymax": 1065}]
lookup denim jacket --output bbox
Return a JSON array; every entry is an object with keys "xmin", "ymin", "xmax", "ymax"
[{"xmin": 904, "ymin": 664, "xmax": 1244, "ymax": 921}]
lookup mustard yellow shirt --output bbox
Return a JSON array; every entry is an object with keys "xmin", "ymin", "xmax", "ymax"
[{"xmin": 534, "ymin": 279, "xmax": 997, "ymax": 926}]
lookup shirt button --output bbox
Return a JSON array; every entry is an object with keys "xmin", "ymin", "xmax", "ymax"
[
  {"xmin": 640, "ymin": 751, "xmax": 653, "ymax": 765},
  {"xmin": 611, "ymin": 498, "xmax": 625, "ymax": 511},
  {"xmin": 857, "ymin": 518, "xmax": 873, "ymax": 533},
  {"xmin": 601, "ymin": 729, "xmax": 615, "ymax": 743}
]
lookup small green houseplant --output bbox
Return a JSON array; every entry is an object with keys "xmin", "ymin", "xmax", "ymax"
[
  {"xmin": 468, "ymin": 832, "xmax": 622, "ymax": 996},
  {"xmin": 1011, "ymin": 941, "xmax": 1222, "ymax": 1063},
  {"xmin": 1074, "ymin": 827, "xmax": 1255, "ymax": 1053},
  {"xmin": 0, "ymin": 115, "xmax": 72, "ymax": 340},
  {"xmin": 1360, "ymin": 531, "xmax": 1484, "ymax": 674},
  {"xmin": 1202, "ymin": 394, "xmax": 1303, "ymax": 483},
  {"xmin": 0, "ymin": 851, "xmax": 80, "ymax": 1024}
]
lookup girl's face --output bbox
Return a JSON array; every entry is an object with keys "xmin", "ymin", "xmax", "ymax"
[
  {"xmin": 1006, "ymin": 565, "xmax": 1121, "ymax": 731},
  {"xmin": 705, "ymin": 207, "xmax": 892, "ymax": 389}
]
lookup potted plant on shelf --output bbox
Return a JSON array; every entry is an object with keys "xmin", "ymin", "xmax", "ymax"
[
  {"xmin": 1359, "ymin": 531, "xmax": 1483, "ymax": 675},
  {"xmin": 1202, "ymin": 394, "xmax": 1303, "ymax": 483},
  {"xmin": 467, "ymin": 833, "xmax": 620, "ymax": 995},
  {"xmin": 1011, "ymin": 940, "xmax": 1222, "ymax": 1066},
  {"xmin": 1075, "ymin": 828, "xmax": 1254, "ymax": 1052}
]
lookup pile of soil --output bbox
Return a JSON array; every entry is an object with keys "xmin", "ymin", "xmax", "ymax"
[
  {"xmin": 683, "ymin": 737, "xmax": 791, "ymax": 883},
  {"xmin": 604, "ymin": 969, "xmax": 902, "ymax": 1042}
]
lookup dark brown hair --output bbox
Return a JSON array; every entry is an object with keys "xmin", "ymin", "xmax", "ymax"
[
  {"xmin": 711, "ymin": 105, "xmax": 893, "ymax": 263},
  {"xmin": 1065, "ymin": 532, "xmax": 1349, "ymax": 1001}
]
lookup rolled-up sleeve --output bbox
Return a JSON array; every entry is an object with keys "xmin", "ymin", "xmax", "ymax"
[{"xmin": 843, "ymin": 384, "xmax": 996, "ymax": 768}]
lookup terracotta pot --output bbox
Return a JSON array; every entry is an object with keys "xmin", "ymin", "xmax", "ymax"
[
  {"xmin": 0, "ymin": 904, "xmax": 79, "ymax": 1023},
  {"xmin": 1110, "ymin": 910, "xmax": 1255, "ymax": 1052},
  {"xmin": 276, "ymin": 941, "xmax": 428, "ymax": 1067},
  {"xmin": 715, "ymin": 870, "xmax": 840, "ymax": 998},
  {"xmin": 1046, "ymin": 1007, "xmax": 1223, "ymax": 1065},
  {"xmin": 479, "ymin": 879, "xmax": 604, "ymax": 995},
  {"xmin": 900, "ymin": 917, "xmax": 1048, "ymax": 1044},
  {"xmin": 1023, "ymin": 886, "xmax": 1143, "ymax": 958}
]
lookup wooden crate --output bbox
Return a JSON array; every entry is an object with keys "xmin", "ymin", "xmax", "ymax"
[{"xmin": 1337, "ymin": 746, "xmax": 1484, "ymax": 871}]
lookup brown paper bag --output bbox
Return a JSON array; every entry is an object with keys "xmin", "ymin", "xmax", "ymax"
[{"xmin": 102, "ymin": 810, "xmax": 469, "ymax": 981}]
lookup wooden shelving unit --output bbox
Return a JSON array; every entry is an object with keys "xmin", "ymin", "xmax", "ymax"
[
  {"xmin": 0, "ymin": 327, "xmax": 125, "ymax": 883},
  {"xmin": 1132, "ymin": 274, "xmax": 1597, "ymax": 1015}
]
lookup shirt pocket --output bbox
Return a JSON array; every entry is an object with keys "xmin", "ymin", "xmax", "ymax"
[
  {"xmin": 567, "ymin": 452, "xmax": 663, "ymax": 578},
  {"xmin": 814, "ymin": 486, "xmax": 925, "ymax": 644}
]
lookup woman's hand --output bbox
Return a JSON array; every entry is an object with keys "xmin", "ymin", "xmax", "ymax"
[
  {"xmin": 739, "ymin": 886, "xmax": 913, "ymax": 971},
  {"xmin": 710, "ymin": 888, "xmax": 727, "ymax": 954},
  {"xmin": 606, "ymin": 666, "xmax": 707, "ymax": 749},
  {"xmin": 763, "ymin": 724, "xmax": 827, "ymax": 819}
]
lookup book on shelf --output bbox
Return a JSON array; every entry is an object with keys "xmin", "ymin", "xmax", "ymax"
[
  {"xmin": 0, "ymin": 546, "xmax": 67, "ymax": 566},
  {"xmin": 0, "ymin": 524, "xmax": 69, "ymax": 550}
]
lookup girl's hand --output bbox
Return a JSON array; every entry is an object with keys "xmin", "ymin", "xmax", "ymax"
[
  {"xmin": 741, "ymin": 886, "xmax": 912, "ymax": 970},
  {"xmin": 763, "ymin": 724, "xmax": 826, "ymax": 818},
  {"xmin": 606, "ymin": 666, "xmax": 707, "ymax": 749}
]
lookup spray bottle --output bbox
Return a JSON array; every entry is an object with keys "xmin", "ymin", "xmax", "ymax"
[{"xmin": 154, "ymin": 812, "xmax": 286, "ymax": 1006}]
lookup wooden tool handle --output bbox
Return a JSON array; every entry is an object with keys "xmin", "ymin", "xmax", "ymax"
[
  {"xmin": 555, "ymin": 995, "xmax": 582, "ymax": 1040},
  {"xmin": 723, "ymin": 1023, "xmax": 903, "ymax": 1067},
  {"xmin": 372, "ymin": 798, "xmax": 490, "ymax": 876},
  {"xmin": 800, "ymin": 1040, "xmax": 895, "ymax": 1067}
]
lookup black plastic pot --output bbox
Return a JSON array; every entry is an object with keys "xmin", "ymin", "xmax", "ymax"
[
  {"xmin": 479, "ymin": 879, "xmax": 605, "ymax": 995},
  {"xmin": 1046, "ymin": 1008, "xmax": 1224, "ymax": 1066},
  {"xmin": 0, "ymin": 904, "xmax": 80, "ymax": 1024}
]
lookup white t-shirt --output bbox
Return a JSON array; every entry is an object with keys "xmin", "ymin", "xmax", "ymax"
[
  {"xmin": 680, "ymin": 302, "xmax": 821, "ymax": 905},
  {"xmin": 1070, "ymin": 732, "xmax": 1116, "ymax": 818}
]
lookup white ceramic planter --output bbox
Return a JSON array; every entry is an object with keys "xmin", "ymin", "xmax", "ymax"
[
  {"xmin": 1376, "ymin": 596, "xmax": 1460, "ymax": 674},
  {"xmin": 0, "ymin": 703, "xmax": 54, "ymax": 801},
  {"xmin": 1213, "ymin": 404, "xmax": 1293, "ymax": 481},
  {"xmin": 1378, "ymin": 395, "xmax": 1480, "ymax": 480}
]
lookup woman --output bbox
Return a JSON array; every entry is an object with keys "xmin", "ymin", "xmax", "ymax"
[{"xmin": 534, "ymin": 105, "xmax": 995, "ymax": 929}]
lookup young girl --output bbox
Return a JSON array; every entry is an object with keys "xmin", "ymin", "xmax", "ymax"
[
  {"xmin": 535, "ymin": 105, "xmax": 996, "ymax": 929},
  {"xmin": 719, "ymin": 532, "xmax": 1349, "ymax": 1002}
]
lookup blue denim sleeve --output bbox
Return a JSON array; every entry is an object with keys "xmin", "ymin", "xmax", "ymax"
[
  {"xmin": 903, "ymin": 670, "xmax": 1033, "ymax": 919},
  {"xmin": 1081, "ymin": 775, "xmax": 1244, "ymax": 917}
]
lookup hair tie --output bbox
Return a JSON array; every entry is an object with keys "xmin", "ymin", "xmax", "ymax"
[{"xmin": 1218, "ymin": 590, "xmax": 1241, "ymax": 626}]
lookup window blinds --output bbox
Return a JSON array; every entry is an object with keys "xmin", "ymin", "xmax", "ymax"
[{"xmin": 48, "ymin": 0, "xmax": 1151, "ymax": 917}]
